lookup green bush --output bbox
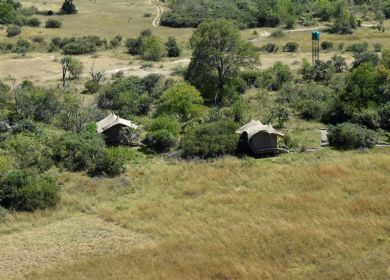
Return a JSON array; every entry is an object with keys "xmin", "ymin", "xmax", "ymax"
[
  {"xmin": 283, "ymin": 42, "xmax": 299, "ymax": 52},
  {"xmin": 328, "ymin": 123, "xmax": 377, "ymax": 149},
  {"xmin": 45, "ymin": 19, "xmax": 62, "ymax": 28},
  {"xmin": 148, "ymin": 115, "xmax": 181, "ymax": 136},
  {"xmin": 260, "ymin": 43, "xmax": 278, "ymax": 53},
  {"xmin": 321, "ymin": 41, "xmax": 333, "ymax": 50},
  {"xmin": 125, "ymin": 37, "xmax": 142, "ymax": 55},
  {"xmin": 143, "ymin": 129, "xmax": 177, "ymax": 153},
  {"xmin": 0, "ymin": 170, "xmax": 59, "ymax": 211},
  {"xmin": 6, "ymin": 133, "xmax": 53, "ymax": 172},
  {"xmin": 141, "ymin": 35, "xmax": 165, "ymax": 61},
  {"xmin": 351, "ymin": 108, "xmax": 380, "ymax": 130},
  {"xmin": 63, "ymin": 41, "xmax": 96, "ymax": 55},
  {"xmin": 346, "ymin": 42, "xmax": 368, "ymax": 53},
  {"xmin": 165, "ymin": 36, "xmax": 182, "ymax": 57},
  {"xmin": 379, "ymin": 102, "xmax": 390, "ymax": 130},
  {"xmin": 26, "ymin": 17, "xmax": 41, "ymax": 27},
  {"xmin": 52, "ymin": 131, "xmax": 106, "ymax": 175},
  {"xmin": 6, "ymin": 25, "xmax": 21, "ymax": 37},
  {"xmin": 100, "ymin": 148, "xmax": 125, "ymax": 177},
  {"xmin": 180, "ymin": 120, "xmax": 239, "ymax": 158}
]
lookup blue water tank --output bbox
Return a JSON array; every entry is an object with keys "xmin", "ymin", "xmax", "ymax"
[{"xmin": 312, "ymin": 31, "xmax": 320, "ymax": 40}]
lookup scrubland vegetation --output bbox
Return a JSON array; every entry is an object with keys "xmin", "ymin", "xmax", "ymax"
[{"xmin": 0, "ymin": 0, "xmax": 389, "ymax": 279}]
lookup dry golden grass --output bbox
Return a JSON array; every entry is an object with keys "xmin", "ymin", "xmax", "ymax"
[{"xmin": 1, "ymin": 149, "xmax": 389, "ymax": 279}]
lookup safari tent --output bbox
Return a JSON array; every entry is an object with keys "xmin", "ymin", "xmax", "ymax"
[
  {"xmin": 236, "ymin": 120, "xmax": 284, "ymax": 156},
  {"xmin": 96, "ymin": 113, "xmax": 138, "ymax": 144}
]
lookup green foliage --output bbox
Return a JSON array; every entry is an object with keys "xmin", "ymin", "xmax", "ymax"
[
  {"xmin": 0, "ymin": 1, "xmax": 18, "ymax": 25},
  {"xmin": 260, "ymin": 43, "xmax": 278, "ymax": 53},
  {"xmin": 98, "ymin": 76, "xmax": 155, "ymax": 117},
  {"xmin": 143, "ymin": 129, "xmax": 177, "ymax": 153},
  {"xmin": 165, "ymin": 36, "xmax": 182, "ymax": 57},
  {"xmin": 119, "ymin": 127, "xmax": 141, "ymax": 147},
  {"xmin": 148, "ymin": 115, "xmax": 181, "ymax": 137},
  {"xmin": 161, "ymin": 0, "xmax": 282, "ymax": 28},
  {"xmin": 60, "ymin": 0, "xmax": 77, "ymax": 14},
  {"xmin": 141, "ymin": 35, "xmax": 165, "ymax": 61},
  {"xmin": 0, "ymin": 170, "xmax": 59, "ymax": 211},
  {"xmin": 186, "ymin": 19, "xmax": 259, "ymax": 105},
  {"xmin": 283, "ymin": 42, "xmax": 299, "ymax": 52},
  {"xmin": 352, "ymin": 52, "xmax": 380, "ymax": 69},
  {"xmin": 6, "ymin": 133, "xmax": 53, "ymax": 172},
  {"xmin": 328, "ymin": 123, "xmax": 377, "ymax": 149},
  {"xmin": 6, "ymin": 25, "xmax": 21, "ymax": 37},
  {"xmin": 45, "ymin": 18, "xmax": 62, "ymax": 29},
  {"xmin": 101, "ymin": 147, "xmax": 125, "ymax": 177},
  {"xmin": 52, "ymin": 131, "xmax": 122, "ymax": 176},
  {"xmin": 180, "ymin": 120, "xmax": 239, "ymax": 158},
  {"xmin": 330, "ymin": 0, "xmax": 357, "ymax": 34},
  {"xmin": 125, "ymin": 37, "xmax": 142, "ymax": 55},
  {"xmin": 346, "ymin": 42, "xmax": 368, "ymax": 53},
  {"xmin": 156, "ymin": 83, "xmax": 206, "ymax": 122},
  {"xmin": 26, "ymin": 17, "xmax": 40, "ymax": 27},
  {"xmin": 379, "ymin": 102, "xmax": 390, "ymax": 130},
  {"xmin": 18, "ymin": 85, "xmax": 60, "ymax": 122},
  {"xmin": 321, "ymin": 41, "xmax": 334, "ymax": 50}
]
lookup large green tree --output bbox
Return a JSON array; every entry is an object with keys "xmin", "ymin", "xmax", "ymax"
[{"xmin": 186, "ymin": 19, "xmax": 259, "ymax": 107}]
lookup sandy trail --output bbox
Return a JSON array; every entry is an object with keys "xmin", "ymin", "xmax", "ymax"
[{"xmin": 151, "ymin": 0, "xmax": 164, "ymax": 28}]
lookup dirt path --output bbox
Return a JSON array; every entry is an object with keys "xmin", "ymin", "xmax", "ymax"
[
  {"xmin": 249, "ymin": 26, "xmax": 327, "ymax": 42},
  {"xmin": 151, "ymin": 0, "xmax": 164, "ymax": 28}
]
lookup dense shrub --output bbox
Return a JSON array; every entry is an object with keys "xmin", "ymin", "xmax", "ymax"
[
  {"xmin": 11, "ymin": 119, "xmax": 38, "ymax": 135},
  {"xmin": 18, "ymin": 86, "xmax": 60, "ymax": 122},
  {"xmin": 165, "ymin": 36, "xmax": 182, "ymax": 57},
  {"xmin": 328, "ymin": 123, "xmax": 376, "ymax": 149},
  {"xmin": 379, "ymin": 102, "xmax": 390, "ymax": 130},
  {"xmin": 52, "ymin": 131, "xmax": 106, "ymax": 175},
  {"xmin": 6, "ymin": 133, "xmax": 53, "ymax": 172},
  {"xmin": 346, "ymin": 42, "xmax": 368, "ymax": 53},
  {"xmin": 26, "ymin": 17, "xmax": 40, "ymax": 27},
  {"xmin": 0, "ymin": 170, "xmax": 59, "ymax": 211},
  {"xmin": 125, "ymin": 37, "xmax": 142, "ymax": 55},
  {"xmin": 63, "ymin": 41, "xmax": 96, "ymax": 55},
  {"xmin": 6, "ymin": 25, "xmax": 21, "ymax": 37},
  {"xmin": 352, "ymin": 52, "xmax": 380, "ymax": 68},
  {"xmin": 60, "ymin": 0, "xmax": 77, "ymax": 14},
  {"xmin": 260, "ymin": 43, "xmax": 278, "ymax": 53},
  {"xmin": 267, "ymin": 62, "xmax": 293, "ymax": 91},
  {"xmin": 143, "ymin": 129, "xmax": 177, "ymax": 153},
  {"xmin": 180, "ymin": 120, "xmax": 239, "ymax": 158},
  {"xmin": 351, "ymin": 108, "xmax": 380, "ymax": 129},
  {"xmin": 45, "ymin": 19, "xmax": 62, "ymax": 28},
  {"xmin": 148, "ymin": 115, "xmax": 181, "ymax": 137},
  {"xmin": 321, "ymin": 41, "xmax": 333, "ymax": 50},
  {"xmin": 141, "ymin": 35, "xmax": 165, "ymax": 61},
  {"xmin": 283, "ymin": 42, "xmax": 299, "ymax": 52},
  {"xmin": 156, "ymin": 83, "xmax": 206, "ymax": 122}
]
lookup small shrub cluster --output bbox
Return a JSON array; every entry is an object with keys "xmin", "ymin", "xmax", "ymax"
[
  {"xmin": 49, "ymin": 36, "xmax": 105, "ymax": 54},
  {"xmin": 180, "ymin": 120, "xmax": 239, "ymax": 158},
  {"xmin": 45, "ymin": 18, "xmax": 62, "ymax": 28},
  {"xmin": 328, "ymin": 123, "xmax": 377, "ymax": 149},
  {"xmin": 0, "ymin": 170, "xmax": 59, "ymax": 211},
  {"xmin": 283, "ymin": 42, "xmax": 299, "ymax": 52}
]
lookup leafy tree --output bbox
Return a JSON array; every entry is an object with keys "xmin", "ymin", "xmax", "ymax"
[
  {"xmin": 156, "ymin": 83, "xmax": 206, "ymax": 122},
  {"xmin": 57, "ymin": 94, "xmax": 100, "ymax": 132},
  {"xmin": 18, "ymin": 85, "xmax": 60, "ymax": 122},
  {"xmin": 165, "ymin": 36, "xmax": 182, "ymax": 57},
  {"xmin": 60, "ymin": 0, "xmax": 77, "ymax": 14},
  {"xmin": 141, "ymin": 35, "xmax": 165, "ymax": 61},
  {"xmin": 186, "ymin": 19, "xmax": 259, "ymax": 106}
]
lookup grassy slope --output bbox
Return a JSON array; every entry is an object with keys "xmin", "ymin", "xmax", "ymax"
[{"xmin": 1, "ymin": 148, "xmax": 389, "ymax": 279}]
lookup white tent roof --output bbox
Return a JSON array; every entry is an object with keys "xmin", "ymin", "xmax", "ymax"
[
  {"xmin": 96, "ymin": 113, "xmax": 138, "ymax": 133},
  {"xmin": 236, "ymin": 120, "xmax": 284, "ymax": 139}
]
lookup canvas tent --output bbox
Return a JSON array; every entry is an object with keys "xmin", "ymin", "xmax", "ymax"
[
  {"xmin": 236, "ymin": 120, "xmax": 284, "ymax": 156},
  {"xmin": 96, "ymin": 113, "xmax": 138, "ymax": 144}
]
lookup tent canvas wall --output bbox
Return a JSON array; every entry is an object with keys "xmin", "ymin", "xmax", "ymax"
[
  {"xmin": 236, "ymin": 120, "xmax": 284, "ymax": 156},
  {"xmin": 96, "ymin": 113, "xmax": 138, "ymax": 144}
]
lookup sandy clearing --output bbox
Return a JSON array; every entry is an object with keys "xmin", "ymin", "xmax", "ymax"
[{"xmin": 0, "ymin": 215, "xmax": 152, "ymax": 280}]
